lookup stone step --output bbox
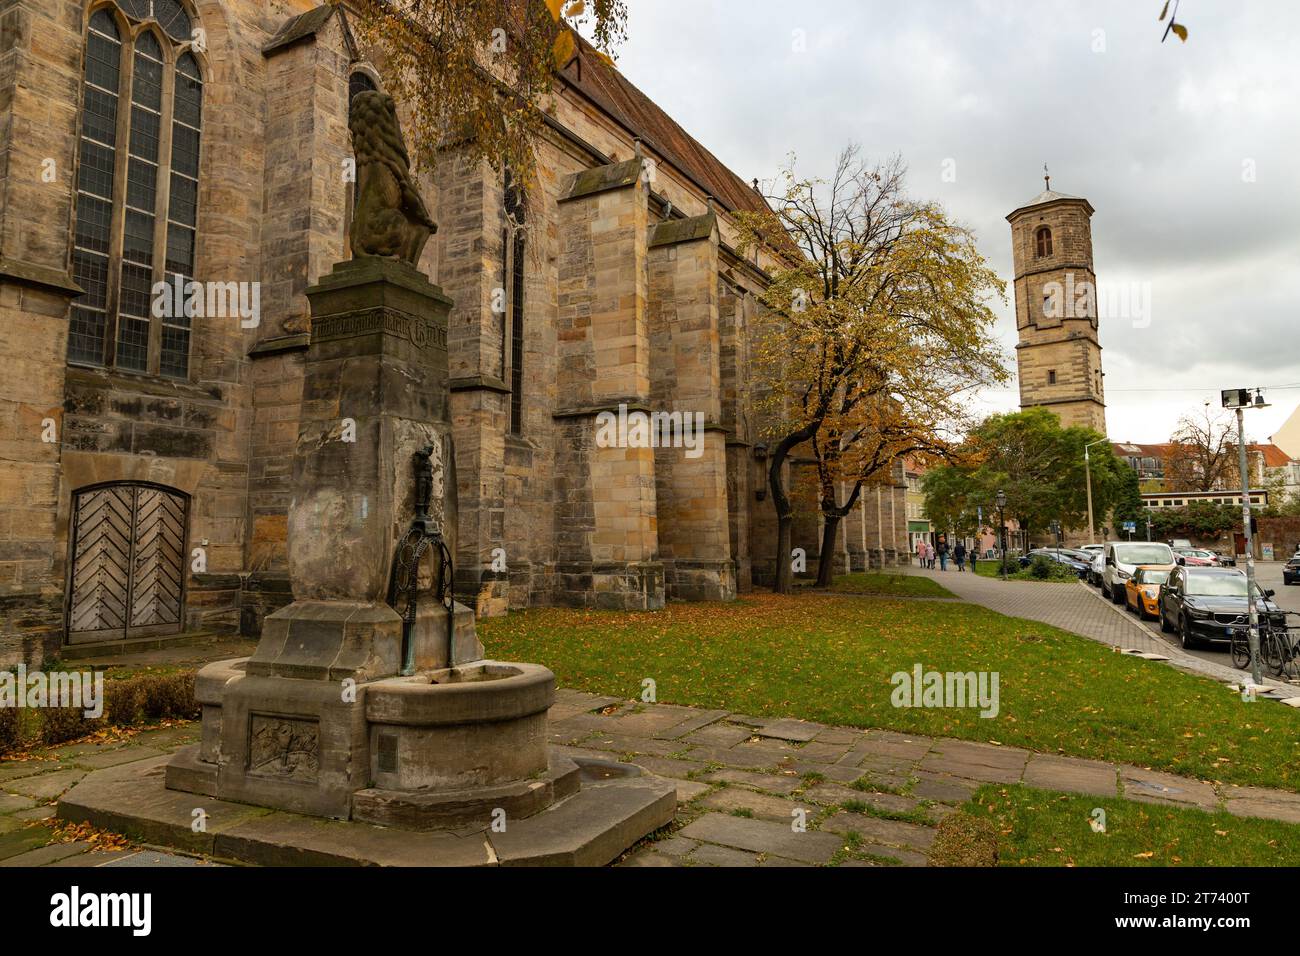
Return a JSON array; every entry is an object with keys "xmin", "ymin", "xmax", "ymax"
[{"xmin": 59, "ymin": 630, "xmax": 229, "ymax": 662}]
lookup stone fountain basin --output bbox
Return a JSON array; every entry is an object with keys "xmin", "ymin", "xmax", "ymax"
[
  {"xmin": 364, "ymin": 660, "xmax": 554, "ymax": 726},
  {"xmin": 361, "ymin": 660, "xmax": 555, "ymax": 795}
]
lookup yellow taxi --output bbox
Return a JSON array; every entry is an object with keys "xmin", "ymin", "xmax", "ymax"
[{"xmin": 1124, "ymin": 564, "xmax": 1175, "ymax": 620}]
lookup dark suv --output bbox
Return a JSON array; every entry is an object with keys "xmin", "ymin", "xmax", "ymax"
[
  {"xmin": 1158, "ymin": 566, "xmax": 1285, "ymax": 650},
  {"xmin": 1284, "ymin": 553, "xmax": 1300, "ymax": 586}
]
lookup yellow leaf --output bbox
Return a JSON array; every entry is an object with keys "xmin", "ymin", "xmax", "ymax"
[
  {"xmin": 1159, "ymin": 1, "xmax": 1170, "ymax": 20},
  {"xmin": 1171, "ymin": 23, "xmax": 1188, "ymax": 42},
  {"xmin": 1134, "ymin": 851, "xmax": 1154, "ymax": 859},
  {"xmin": 551, "ymin": 30, "xmax": 576, "ymax": 67}
]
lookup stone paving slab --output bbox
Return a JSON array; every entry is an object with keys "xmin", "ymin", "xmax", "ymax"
[
  {"xmin": 651, "ymin": 708, "xmax": 729, "ymax": 740},
  {"xmin": 1120, "ymin": 767, "xmax": 1219, "ymax": 809},
  {"xmin": 820, "ymin": 811, "xmax": 936, "ymax": 852},
  {"xmin": 698, "ymin": 787, "xmax": 809, "ymax": 822},
  {"xmin": 677, "ymin": 812, "xmax": 845, "ymax": 865},
  {"xmin": 72, "ymin": 746, "xmax": 168, "ymax": 770},
  {"xmin": 748, "ymin": 718, "xmax": 824, "ymax": 743},
  {"xmin": 5, "ymin": 768, "xmax": 88, "ymax": 802},
  {"xmin": 682, "ymin": 723, "xmax": 754, "ymax": 748},
  {"xmin": 0, "ymin": 841, "xmax": 91, "ymax": 867},
  {"xmin": 0, "ymin": 793, "xmax": 36, "ymax": 813},
  {"xmin": 699, "ymin": 768, "xmax": 805, "ymax": 795},
  {"xmin": 1221, "ymin": 786, "xmax": 1300, "ymax": 824},
  {"xmin": 1022, "ymin": 755, "xmax": 1119, "ymax": 797}
]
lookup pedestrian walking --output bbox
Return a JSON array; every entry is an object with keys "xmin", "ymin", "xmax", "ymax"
[
  {"xmin": 937, "ymin": 539, "xmax": 949, "ymax": 571},
  {"xmin": 969, "ymin": 548, "xmax": 978, "ymax": 574},
  {"xmin": 954, "ymin": 541, "xmax": 967, "ymax": 572}
]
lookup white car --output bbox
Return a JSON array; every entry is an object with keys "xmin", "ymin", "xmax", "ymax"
[
  {"xmin": 1102, "ymin": 541, "xmax": 1176, "ymax": 603},
  {"xmin": 1088, "ymin": 550, "xmax": 1105, "ymax": 587}
]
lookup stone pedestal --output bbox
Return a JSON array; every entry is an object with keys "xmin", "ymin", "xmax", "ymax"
[{"xmin": 170, "ymin": 257, "xmax": 482, "ymax": 818}]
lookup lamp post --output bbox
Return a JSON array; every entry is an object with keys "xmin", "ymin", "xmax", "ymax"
[
  {"xmin": 1084, "ymin": 438, "xmax": 1109, "ymax": 546},
  {"xmin": 1223, "ymin": 387, "xmax": 1269, "ymax": 689},
  {"xmin": 996, "ymin": 489, "xmax": 1008, "ymax": 581}
]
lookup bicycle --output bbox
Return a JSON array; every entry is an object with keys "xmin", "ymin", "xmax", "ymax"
[{"xmin": 1230, "ymin": 612, "xmax": 1300, "ymax": 681}]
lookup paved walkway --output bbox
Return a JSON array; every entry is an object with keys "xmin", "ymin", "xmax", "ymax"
[
  {"xmin": 908, "ymin": 566, "xmax": 1300, "ymax": 694},
  {"xmin": 6, "ymin": 691, "xmax": 1300, "ymax": 867}
]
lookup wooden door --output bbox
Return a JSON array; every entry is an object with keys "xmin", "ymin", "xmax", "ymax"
[{"xmin": 67, "ymin": 483, "xmax": 188, "ymax": 644}]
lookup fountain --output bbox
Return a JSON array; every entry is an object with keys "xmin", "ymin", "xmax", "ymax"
[{"xmin": 58, "ymin": 91, "xmax": 674, "ymax": 865}]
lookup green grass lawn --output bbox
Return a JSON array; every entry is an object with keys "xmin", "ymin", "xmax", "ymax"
[
  {"xmin": 829, "ymin": 572, "xmax": 954, "ymax": 598},
  {"xmin": 480, "ymin": 591, "xmax": 1300, "ymax": 791},
  {"xmin": 966, "ymin": 784, "xmax": 1300, "ymax": 866}
]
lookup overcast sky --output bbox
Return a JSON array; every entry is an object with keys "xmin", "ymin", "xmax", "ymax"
[{"xmin": 596, "ymin": 0, "xmax": 1300, "ymax": 445}]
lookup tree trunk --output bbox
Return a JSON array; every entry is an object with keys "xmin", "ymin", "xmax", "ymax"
[
  {"xmin": 769, "ymin": 426, "xmax": 817, "ymax": 594},
  {"xmin": 815, "ymin": 514, "xmax": 842, "ymax": 588}
]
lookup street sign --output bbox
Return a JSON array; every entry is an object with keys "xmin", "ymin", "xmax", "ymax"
[
  {"xmin": 1222, "ymin": 388, "xmax": 1252, "ymax": 409},
  {"xmin": 1122, "ymin": 521, "xmax": 1136, "ymax": 532}
]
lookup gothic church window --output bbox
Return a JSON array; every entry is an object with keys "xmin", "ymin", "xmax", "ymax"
[
  {"xmin": 70, "ymin": 2, "xmax": 204, "ymax": 379},
  {"xmin": 1035, "ymin": 226, "xmax": 1052, "ymax": 258}
]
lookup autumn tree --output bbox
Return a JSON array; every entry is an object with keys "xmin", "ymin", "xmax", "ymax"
[
  {"xmin": 737, "ymin": 148, "xmax": 1007, "ymax": 592},
  {"xmin": 350, "ymin": 0, "xmax": 627, "ymax": 181},
  {"xmin": 1164, "ymin": 406, "xmax": 1239, "ymax": 492}
]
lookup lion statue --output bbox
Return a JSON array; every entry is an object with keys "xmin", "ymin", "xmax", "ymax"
[{"xmin": 348, "ymin": 90, "xmax": 436, "ymax": 264}]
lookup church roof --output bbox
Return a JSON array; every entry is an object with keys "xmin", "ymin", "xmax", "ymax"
[
  {"xmin": 1022, "ymin": 188, "xmax": 1083, "ymax": 207},
  {"xmin": 558, "ymin": 35, "xmax": 771, "ymax": 221},
  {"xmin": 1007, "ymin": 185, "xmax": 1094, "ymax": 220}
]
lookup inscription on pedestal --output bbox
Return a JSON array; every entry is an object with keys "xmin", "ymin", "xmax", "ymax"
[
  {"xmin": 248, "ymin": 715, "xmax": 321, "ymax": 781},
  {"xmin": 311, "ymin": 307, "xmax": 447, "ymax": 351}
]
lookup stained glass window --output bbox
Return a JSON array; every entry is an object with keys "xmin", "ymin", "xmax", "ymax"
[{"xmin": 69, "ymin": 2, "xmax": 202, "ymax": 378}]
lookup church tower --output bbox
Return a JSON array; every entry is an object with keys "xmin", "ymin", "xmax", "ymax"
[{"xmin": 1007, "ymin": 175, "xmax": 1107, "ymax": 435}]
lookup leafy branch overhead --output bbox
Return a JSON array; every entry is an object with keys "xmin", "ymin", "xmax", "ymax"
[{"xmin": 350, "ymin": 0, "xmax": 627, "ymax": 183}]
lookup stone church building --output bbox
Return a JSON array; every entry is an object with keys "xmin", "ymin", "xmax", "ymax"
[{"xmin": 0, "ymin": 0, "xmax": 907, "ymax": 668}]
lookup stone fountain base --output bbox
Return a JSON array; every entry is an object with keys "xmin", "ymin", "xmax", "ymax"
[
  {"xmin": 57, "ymin": 654, "xmax": 675, "ymax": 866},
  {"xmin": 57, "ymin": 750, "xmax": 675, "ymax": 866}
]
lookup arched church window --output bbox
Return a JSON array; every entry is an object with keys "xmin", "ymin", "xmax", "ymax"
[
  {"xmin": 70, "ymin": 2, "xmax": 204, "ymax": 378},
  {"xmin": 1035, "ymin": 226, "xmax": 1052, "ymax": 258},
  {"xmin": 502, "ymin": 169, "xmax": 526, "ymax": 436}
]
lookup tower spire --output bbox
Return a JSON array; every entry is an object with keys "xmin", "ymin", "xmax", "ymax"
[{"xmin": 1043, "ymin": 163, "xmax": 1050, "ymax": 191}]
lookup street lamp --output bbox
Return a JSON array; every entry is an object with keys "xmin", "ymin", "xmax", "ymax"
[
  {"xmin": 996, "ymin": 489, "xmax": 1008, "ymax": 581},
  {"xmin": 1083, "ymin": 438, "xmax": 1109, "ymax": 546},
  {"xmin": 1222, "ymin": 387, "xmax": 1270, "ymax": 689}
]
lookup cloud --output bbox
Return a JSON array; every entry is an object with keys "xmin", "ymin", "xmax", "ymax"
[{"xmin": 599, "ymin": 0, "xmax": 1298, "ymax": 444}]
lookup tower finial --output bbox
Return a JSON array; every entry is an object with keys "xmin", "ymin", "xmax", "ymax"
[{"xmin": 1043, "ymin": 162, "xmax": 1050, "ymax": 191}]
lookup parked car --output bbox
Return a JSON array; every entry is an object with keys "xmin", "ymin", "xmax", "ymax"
[
  {"xmin": 1017, "ymin": 549, "xmax": 1090, "ymax": 578},
  {"xmin": 1102, "ymin": 541, "xmax": 1176, "ymax": 604},
  {"xmin": 1213, "ymin": 550, "xmax": 1237, "ymax": 567},
  {"xmin": 1088, "ymin": 550, "xmax": 1105, "ymax": 587},
  {"xmin": 1158, "ymin": 566, "xmax": 1286, "ymax": 649},
  {"xmin": 1124, "ymin": 564, "xmax": 1174, "ymax": 620},
  {"xmin": 1284, "ymin": 553, "xmax": 1300, "ymax": 586},
  {"xmin": 1169, "ymin": 539, "xmax": 1193, "ymax": 550},
  {"xmin": 1174, "ymin": 547, "xmax": 1219, "ymax": 567}
]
